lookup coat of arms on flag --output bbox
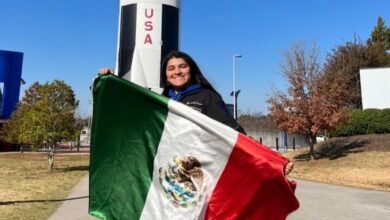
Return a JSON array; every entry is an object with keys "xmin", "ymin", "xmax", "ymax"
[{"xmin": 159, "ymin": 156, "xmax": 208, "ymax": 209}]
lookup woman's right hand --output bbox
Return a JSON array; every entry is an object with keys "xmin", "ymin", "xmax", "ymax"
[{"xmin": 98, "ymin": 68, "xmax": 114, "ymax": 75}]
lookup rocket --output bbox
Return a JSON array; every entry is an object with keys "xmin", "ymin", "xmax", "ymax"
[{"xmin": 115, "ymin": 0, "xmax": 180, "ymax": 93}]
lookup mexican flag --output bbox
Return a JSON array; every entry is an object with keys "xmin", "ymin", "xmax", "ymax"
[{"xmin": 89, "ymin": 75, "xmax": 299, "ymax": 220}]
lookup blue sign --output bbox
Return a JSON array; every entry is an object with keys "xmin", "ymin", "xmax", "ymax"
[{"xmin": 0, "ymin": 50, "xmax": 24, "ymax": 119}]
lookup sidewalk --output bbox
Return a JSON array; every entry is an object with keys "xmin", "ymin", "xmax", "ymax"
[
  {"xmin": 49, "ymin": 175, "xmax": 95, "ymax": 220},
  {"xmin": 48, "ymin": 175, "xmax": 390, "ymax": 219}
]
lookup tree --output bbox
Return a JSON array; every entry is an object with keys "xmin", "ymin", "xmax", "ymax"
[
  {"xmin": 4, "ymin": 82, "xmax": 44, "ymax": 151},
  {"xmin": 5, "ymin": 80, "xmax": 79, "ymax": 171},
  {"xmin": 369, "ymin": 16, "xmax": 390, "ymax": 51},
  {"xmin": 3, "ymin": 104, "xmax": 27, "ymax": 146},
  {"xmin": 323, "ymin": 38, "xmax": 388, "ymax": 109},
  {"xmin": 368, "ymin": 16, "xmax": 390, "ymax": 64},
  {"xmin": 267, "ymin": 42, "xmax": 348, "ymax": 158},
  {"xmin": 21, "ymin": 81, "xmax": 41, "ymax": 106}
]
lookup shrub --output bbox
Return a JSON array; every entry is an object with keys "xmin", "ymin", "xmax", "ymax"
[{"xmin": 330, "ymin": 108, "xmax": 390, "ymax": 137}]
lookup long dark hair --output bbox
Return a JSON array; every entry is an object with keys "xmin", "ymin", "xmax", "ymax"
[{"xmin": 161, "ymin": 51, "xmax": 219, "ymax": 96}]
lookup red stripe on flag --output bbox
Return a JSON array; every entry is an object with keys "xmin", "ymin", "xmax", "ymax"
[{"xmin": 205, "ymin": 134, "xmax": 299, "ymax": 220}]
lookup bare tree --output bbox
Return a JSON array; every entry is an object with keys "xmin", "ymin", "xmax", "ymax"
[{"xmin": 267, "ymin": 42, "xmax": 348, "ymax": 158}]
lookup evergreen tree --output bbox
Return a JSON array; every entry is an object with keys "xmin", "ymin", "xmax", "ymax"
[
  {"xmin": 369, "ymin": 16, "xmax": 390, "ymax": 50},
  {"xmin": 368, "ymin": 16, "xmax": 390, "ymax": 64}
]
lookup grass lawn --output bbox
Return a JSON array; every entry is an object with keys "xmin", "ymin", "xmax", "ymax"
[
  {"xmin": 286, "ymin": 150, "xmax": 390, "ymax": 191},
  {"xmin": 0, "ymin": 153, "xmax": 89, "ymax": 220},
  {"xmin": 285, "ymin": 133, "xmax": 390, "ymax": 191}
]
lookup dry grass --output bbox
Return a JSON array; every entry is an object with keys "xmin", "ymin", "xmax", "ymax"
[
  {"xmin": 285, "ymin": 134, "xmax": 390, "ymax": 191},
  {"xmin": 0, "ymin": 153, "xmax": 89, "ymax": 220}
]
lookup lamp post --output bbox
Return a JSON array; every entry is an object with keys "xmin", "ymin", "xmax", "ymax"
[
  {"xmin": 230, "ymin": 89, "xmax": 241, "ymax": 120},
  {"xmin": 232, "ymin": 54, "xmax": 242, "ymax": 120}
]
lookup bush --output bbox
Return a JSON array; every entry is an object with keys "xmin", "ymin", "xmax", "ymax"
[{"xmin": 330, "ymin": 108, "xmax": 390, "ymax": 137}]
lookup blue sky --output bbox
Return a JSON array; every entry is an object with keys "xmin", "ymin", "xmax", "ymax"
[{"xmin": 1, "ymin": 1, "xmax": 389, "ymax": 117}]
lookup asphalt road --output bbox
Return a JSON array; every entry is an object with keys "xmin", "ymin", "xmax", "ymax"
[
  {"xmin": 288, "ymin": 179, "xmax": 390, "ymax": 220},
  {"xmin": 49, "ymin": 176, "xmax": 390, "ymax": 220}
]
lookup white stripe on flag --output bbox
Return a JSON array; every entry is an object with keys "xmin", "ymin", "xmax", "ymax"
[{"xmin": 140, "ymin": 100, "xmax": 238, "ymax": 220}]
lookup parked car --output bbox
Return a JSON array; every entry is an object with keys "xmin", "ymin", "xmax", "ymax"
[{"xmin": 316, "ymin": 135, "xmax": 327, "ymax": 143}]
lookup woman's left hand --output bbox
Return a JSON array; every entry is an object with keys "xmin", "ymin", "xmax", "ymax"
[{"xmin": 284, "ymin": 161, "xmax": 294, "ymax": 176}]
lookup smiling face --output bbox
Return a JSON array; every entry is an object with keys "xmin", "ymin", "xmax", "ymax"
[{"xmin": 166, "ymin": 57, "xmax": 192, "ymax": 91}]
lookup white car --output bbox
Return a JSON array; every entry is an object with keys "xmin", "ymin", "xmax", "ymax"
[{"xmin": 316, "ymin": 135, "xmax": 327, "ymax": 142}]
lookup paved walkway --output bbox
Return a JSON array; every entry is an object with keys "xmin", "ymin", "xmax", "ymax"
[
  {"xmin": 50, "ymin": 176, "xmax": 390, "ymax": 220},
  {"xmin": 288, "ymin": 179, "xmax": 390, "ymax": 220},
  {"xmin": 48, "ymin": 175, "xmax": 95, "ymax": 220}
]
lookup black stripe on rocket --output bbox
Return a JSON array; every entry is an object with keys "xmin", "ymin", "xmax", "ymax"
[
  {"xmin": 117, "ymin": 4, "xmax": 179, "ymax": 80},
  {"xmin": 118, "ymin": 4, "xmax": 137, "ymax": 78},
  {"xmin": 161, "ymin": 5, "xmax": 179, "ymax": 87}
]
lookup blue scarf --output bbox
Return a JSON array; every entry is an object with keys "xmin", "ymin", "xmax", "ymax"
[{"xmin": 167, "ymin": 84, "xmax": 201, "ymax": 101}]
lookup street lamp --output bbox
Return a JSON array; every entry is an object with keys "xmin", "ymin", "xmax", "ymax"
[
  {"xmin": 232, "ymin": 54, "xmax": 242, "ymax": 120},
  {"xmin": 230, "ymin": 89, "xmax": 241, "ymax": 119}
]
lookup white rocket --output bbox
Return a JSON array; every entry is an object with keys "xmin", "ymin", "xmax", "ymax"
[{"xmin": 115, "ymin": 0, "xmax": 180, "ymax": 93}]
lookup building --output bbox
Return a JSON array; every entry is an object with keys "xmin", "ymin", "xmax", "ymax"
[
  {"xmin": 0, "ymin": 50, "xmax": 24, "ymax": 151},
  {"xmin": 0, "ymin": 50, "xmax": 24, "ymax": 119},
  {"xmin": 360, "ymin": 67, "xmax": 390, "ymax": 110},
  {"xmin": 79, "ymin": 126, "xmax": 91, "ymax": 147}
]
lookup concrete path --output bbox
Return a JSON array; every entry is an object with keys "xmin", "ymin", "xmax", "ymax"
[
  {"xmin": 48, "ymin": 175, "xmax": 95, "ymax": 220},
  {"xmin": 288, "ymin": 179, "xmax": 390, "ymax": 220},
  {"xmin": 50, "ymin": 176, "xmax": 390, "ymax": 220}
]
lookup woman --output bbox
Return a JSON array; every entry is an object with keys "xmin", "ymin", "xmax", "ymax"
[
  {"xmin": 99, "ymin": 51, "xmax": 293, "ymax": 174},
  {"xmin": 160, "ymin": 51, "xmax": 246, "ymax": 134}
]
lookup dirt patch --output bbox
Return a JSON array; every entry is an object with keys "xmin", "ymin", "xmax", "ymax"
[{"xmin": 286, "ymin": 133, "xmax": 390, "ymax": 191}]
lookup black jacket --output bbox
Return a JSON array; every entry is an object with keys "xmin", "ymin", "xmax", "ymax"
[{"xmin": 170, "ymin": 87, "xmax": 246, "ymax": 134}]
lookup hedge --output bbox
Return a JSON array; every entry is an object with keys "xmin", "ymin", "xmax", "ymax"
[{"xmin": 330, "ymin": 108, "xmax": 390, "ymax": 137}]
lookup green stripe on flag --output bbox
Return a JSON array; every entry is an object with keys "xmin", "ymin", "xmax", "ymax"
[{"xmin": 89, "ymin": 75, "xmax": 169, "ymax": 219}]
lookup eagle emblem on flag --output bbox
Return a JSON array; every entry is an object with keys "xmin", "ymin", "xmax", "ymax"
[{"xmin": 158, "ymin": 156, "xmax": 207, "ymax": 208}]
